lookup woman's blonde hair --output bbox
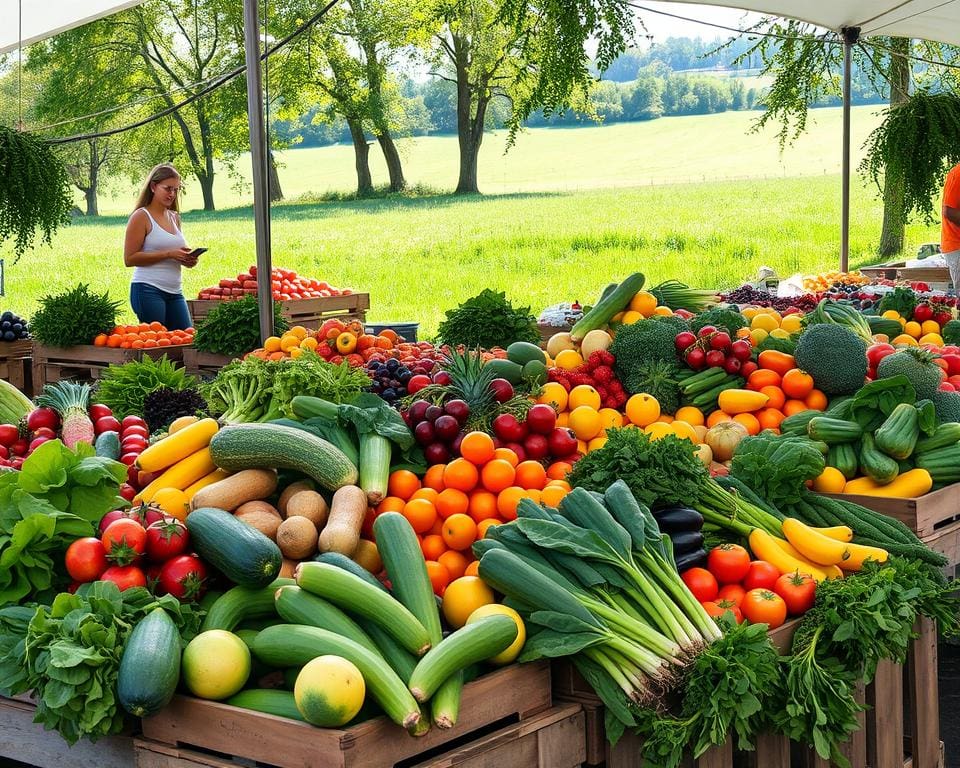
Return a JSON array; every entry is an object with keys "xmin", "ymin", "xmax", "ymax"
[{"xmin": 133, "ymin": 163, "xmax": 182, "ymax": 213}]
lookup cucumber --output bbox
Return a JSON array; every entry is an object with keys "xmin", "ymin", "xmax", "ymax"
[
  {"xmin": 570, "ymin": 272, "xmax": 646, "ymax": 341},
  {"xmin": 407, "ymin": 616, "xmax": 518, "ymax": 702},
  {"xmin": 827, "ymin": 443, "xmax": 859, "ymax": 480},
  {"xmin": 209, "ymin": 423, "xmax": 358, "ymax": 491},
  {"xmin": 187, "ymin": 507, "xmax": 283, "ymax": 588},
  {"xmin": 484, "ymin": 358, "xmax": 523, "ymax": 385},
  {"xmin": 226, "ymin": 689, "xmax": 305, "ymax": 721},
  {"xmin": 201, "ymin": 578, "xmax": 293, "ymax": 631},
  {"xmin": 275, "ymin": 585, "xmax": 380, "ymax": 655},
  {"xmin": 914, "ymin": 422, "xmax": 960, "ymax": 454},
  {"xmin": 874, "ymin": 402, "xmax": 920, "ymax": 460},
  {"xmin": 296, "ymin": 561, "xmax": 432, "ymax": 656},
  {"xmin": 94, "ymin": 430, "xmax": 121, "ymax": 459},
  {"xmin": 252, "ymin": 624, "xmax": 421, "ymax": 732},
  {"xmin": 313, "ymin": 551, "xmax": 389, "ymax": 591},
  {"xmin": 117, "ymin": 608, "xmax": 181, "ymax": 717},
  {"xmin": 859, "ymin": 433, "xmax": 899, "ymax": 484},
  {"xmin": 807, "ymin": 417, "xmax": 863, "ymax": 444}
]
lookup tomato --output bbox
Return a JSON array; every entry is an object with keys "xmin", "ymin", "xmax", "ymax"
[
  {"xmin": 26, "ymin": 407, "xmax": 59, "ymax": 433},
  {"xmin": 118, "ymin": 483, "xmax": 138, "ymax": 502},
  {"xmin": 0, "ymin": 424, "xmax": 19, "ymax": 447},
  {"xmin": 773, "ymin": 572, "xmax": 817, "ymax": 616},
  {"xmin": 101, "ymin": 518, "xmax": 147, "ymax": 565},
  {"xmin": 95, "ymin": 415, "xmax": 122, "ymax": 435},
  {"xmin": 707, "ymin": 544, "xmax": 751, "ymax": 584},
  {"xmin": 88, "ymin": 403, "xmax": 113, "ymax": 421},
  {"xmin": 913, "ymin": 303, "xmax": 933, "ymax": 322},
  {"xmin": 145, "ymin": 518, "xmax": 190, "ymax": 563},
  {"xmin": 119, "ymin": 452, "xmax": 140, "ymax": 466},
  {"xmin": 145, "ymin": 563, "xmax": 165, "ymax": 594},
  {"xmin": 28, "ymin": 436, "xmax": 51, "ymax": 452},
  {"xmin": 866, "ymin": 343, "xmax": 896, "ymax": 369},
  {"xmin": 121, "ymin": 415, "xmax": 147, "ymax": 431},
  {"xmin": 160, "ymin": 555, "xmax": 208, "ymax": 602},
  {"xmin": 701, "ymin": 599, "xmax": 743, "ymax": 624},
  {"xmin": 9, "ymin": 438, "xmax": 28, "ymax": 456},
  {"xmin": 525, "ymin": 404, "xmax": 558, "ymax": 435},
  {"xmin": 64, "ymin": 537, "xmax": 108, "ymax": 582},
  {"xmin": 741, "ymin": 588, "xmax": 788, "ymax": 628},
  {"xmin": 742, "ymin": 560, "xmax": 781, "ymax": 591},
  {"xmin": 681, "ymin": 567, "xmax": 719, "ymax": 602},
  {"xmin": 100, "ymin": 565, "xmax": 147, "ymax": 591},
  {"xmin": 941, "ymin": 354, "xmax": 960, "ymax": 377},
  {"xmin": 122, "ymin": 436, "xmax": 148, "ymax": 452},
  {"xmin": 717, "ymin": 583, "xmax": 747, "ymax": 608}
]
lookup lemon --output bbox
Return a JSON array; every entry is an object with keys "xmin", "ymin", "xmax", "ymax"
[
  {"xmin": 442, "ymin": 576, "xmax": 496, "ymax": 629},
  {"xmin": 466, "ymin": 605, "xmax": 526, "ymax": 665}
]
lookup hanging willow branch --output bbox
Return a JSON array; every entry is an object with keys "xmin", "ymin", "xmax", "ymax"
[
  {"xmin": 860, "ymin": 90, "xmax": 960, "ymax": 224},
  {"xmin": 0, "ymin": 125, "xmax": 74, "ymax": 259}
]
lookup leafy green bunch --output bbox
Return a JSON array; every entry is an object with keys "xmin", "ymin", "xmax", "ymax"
[
  {"xmin": 30, "ymin": 283, "xmax": 121, "ymax": 347},
  {"xmin": 193, "ymin": 295, "xmax": 288, "ymax": 357},
  {"xmin": 95, "ymin": 354, "xmax": 198, "ymax": 419},
  {"xmin": 435, "ymin": 288, "xmax": 540, "ymax": 349}
]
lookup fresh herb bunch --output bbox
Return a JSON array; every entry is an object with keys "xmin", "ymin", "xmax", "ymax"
[
  {"xmin": 688, "ymin": 306, "xmax": 747, "ymax": 336},
  {"xmin": 0, "ymin": 582, "xmax": 201, "ymax": 744},
  {"xmin": 877, "ymin": 286, "xmax": 918, "ymax": 320},
  {"xmin": 193, "ymin": 295, "xmax": 288, "ymax": 357},
  {"xmin": 30, "ymin": 283, "xmax": 121, "ymax": 347},
  {"xmin": 143, "ymin": 387, "xmax": 209, "ymax": 432},
  {"xmin": 95, "ymin": 355, "xmax": 197, "ymax": 419},
  {"xmin": 0, "ymin": 126, "xmax": 74, "ymax": 259},
  {"xmin": 435, "ymin": 288, "xmax": 540, "ymax": 349}
]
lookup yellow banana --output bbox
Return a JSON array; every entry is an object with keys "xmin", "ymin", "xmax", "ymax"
[{"xmin": 748, "ymin": 529, "xmax": 830, "ymax": 582}]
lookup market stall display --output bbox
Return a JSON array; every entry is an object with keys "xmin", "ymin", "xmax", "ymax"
[{"xmin": 0, "ymin": 266, "xmax": 958, "ymax": 768}]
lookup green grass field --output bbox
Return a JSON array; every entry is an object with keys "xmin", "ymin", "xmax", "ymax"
[{"xmin": 3, "ymin": 105, "xmax": 941, "ymax": 339}]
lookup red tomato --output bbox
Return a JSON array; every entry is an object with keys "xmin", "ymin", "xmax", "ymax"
[
  {"xmin": 118, "ymin": 483, "xmax": 138, "ymax": 502},
  {"xmin": 707, "ymin": 543, "xmax": 751, "ymax": 584},
  {"xmin": 100, "ymin": 565, "xmax": 147, "ymax": 591},
  {"xmin": 773, "ymin": 572, "xmax": 817, "ymax": 616},
  {"xmin": 159, "ymin": 555, "xmax": 208, "ymax": 601},
  {"xmin": 701, "ymin": 599, "xmax": 743, "ymax": 623},
  {"xmin": 95, "ymin": 415, "xmax": 121, "ymax": 435},
  {"xmin": 0, "ymin": 425, "xmax": 19, "ymax": 447},
  {"xmin": 742, "ymin": 588, "xmax": 788, "ymax": 628},
  {"xmin": 101, "ymin": 518, "xmax": 147, "ymax": 565},
  {"xmin": 941, "ymin": 354, "xmax": 960, "ymax": 377},
  {"xmin": 26, "ymin": 407, "xmax": 59, "ymax": 433},
  {"xmin": 145, "ymin": 519, "xmax": 190, "ymax": 563},
  {"xmin": 742, "ymin": 560, "xmax": 781, "ymax": 591},
  {"xmin": 866, "ymin": 343, "xmax": 896, "ymax": 369},
  {"xmin": 145, "ymin": 563, "xmax": 165, "ymax": 594},
  {"xmin": 717, "ymin": 583, "xmax": 747, "ymax": 608},
  {"xmin": 122, "ymin": 436, "xmax": 148, "ymax": 452},
  {"xmin": 407, "ymin": 374, "xmax": 433, "ymax": 395},
  {"xmin": 88, "ymin": 403, "xmax": 113, "ymax": 421},
  {"xmin": 64, "ymin": 537, "xmax": 108, "ymax": 582},
  {"xmin": 913, "ymin": 303, "xmax": 933, "ymax": 322},
  {"xmin": 681, "ymin": 567, "xmax": 719, "ymax": 602}
]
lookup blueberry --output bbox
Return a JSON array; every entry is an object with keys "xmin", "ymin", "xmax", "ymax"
[
  {"xmin": 382, "ymin": 388, "xmax": 397, "ymax": 400},
  {"xmin": 386, "ymin": 359, "xmax": 400, "ymax": 372},
  {"xmin": 2, "ymin": 331, "xmax": 14, "ymax": 341}
]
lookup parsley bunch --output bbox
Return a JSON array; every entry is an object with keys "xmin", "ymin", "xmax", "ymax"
[
  {"xmin": 435, "ymin": 288, "xmax": 540, "ymax": 349},
  {"xmin": 193, "ymin": 295, "xmax": 288, "ymax": 357}
]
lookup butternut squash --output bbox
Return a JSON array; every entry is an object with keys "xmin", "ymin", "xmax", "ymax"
[
  {"xmin": 318, "ymin": 485, "xmax": 367, "ymax": 556},
  {"xmin": 136, "ymin": 418, "xmax": 219, "ymax": 473},
  {"xmin": 234, "ymin": 501, "xmax": 283, "ymax": 540},
  {"xmin": 277, "ymin": 516, "xmax": 319, "ymax": 559},
  {"xmin": 183, "ymin": 469, "xmax": 232, "ymax": 502},
  {"xmin": 190, "ymin": 468, "xmax": 278, "ymax": 512},
  {"xmin": 285, "ymin": 490, "xmax": 329, "ymax": 530},
  {"xmin": 351, "ymin": 539, "xmax": 382, "ymax": 574}
]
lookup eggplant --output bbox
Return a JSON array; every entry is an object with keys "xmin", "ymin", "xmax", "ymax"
[
  {"xmin": 652, "ymin": 506, "xmax": 704, "ymax": 534},
  {"xmin": 669, "ymin": 530, "xmax": 705, "ymax": 555},
  {"xmin": 673, "ymin": 548, "xmax": 708, "ymax": 573}
]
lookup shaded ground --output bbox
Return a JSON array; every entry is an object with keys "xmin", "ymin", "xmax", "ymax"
[{"xmin": 941, "ymin": 640, "xmax": 960, "ymax": 767}]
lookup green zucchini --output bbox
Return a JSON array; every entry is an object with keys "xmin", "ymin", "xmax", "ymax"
[
  {"xmin": 859, "ymin": 433, "xmax": 899, "ymax": 484},
  {"xmin": 780, "ymin": 409, "xmax": 820, "ymax": 436},
  {"xmin": 874, "ymin": 402, "xmax": 920, "ymax": 460},
  {"xmin": 914, "ymin": 444, "xmax": 960, "ymax": 483},
  {"xmin": 187, "ymin": 507, "xmax": 283, "ymax": 588},
  {"xmin": 407, "ymin": 616, "xmax": 518, "ymax": 703},
  {"xmin": 226, "ymin": 689, "xmax": 305, "ymax": 721},
  {"xmin": 866, "ymin": 316, "xmax": 904, "ymax": 338},
  {"xmin": 274, "ymin": 585, "xmax": 380, "ymax": 655},
  {"xmin": 914, "ymin": 422, "xmax": 960, "ymax": 454},
  {"xmin": 201, "ymin": 578, "xmax": 294, "ymax": 632},
  {"xmin": 359, "ymin": 433, "xmax": 391, "ymax": 506},
  {"xmin": 296, "ymin": 561, "xmax": 431, "ymax": 656},
  {"xmin": 313, "ymin": 551, "xmax": 389, "ymax": 591},
  {"xmin": 252, "ymin": 624, "xmax": 421, "ymax": 732},
  {"xmin": 827, "ymin": 443, "xmax": 859, "ymax": 480},
  {"xmin": 807, "ymin": 417, "xmax": 863, "ymax": 444},
  {"xmin": 94, "ymin": 430, "xmax": 121, "ymax": 460},
  {"xmin": 117, "ymin": 608, "xmax": 181, "ymax": 717},
  {"xmin": 570, "ymin": 272, "xmax": 646, "ymax": 341},
  {"xmin": 209, "ymin": 423, "xmax": 358, "ymax": 491}
]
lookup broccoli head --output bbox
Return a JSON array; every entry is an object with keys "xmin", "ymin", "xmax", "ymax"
[
  {"xmin": 610, "ymin": 318, "xmax": 684, "ymax": 386},
  {"xmin": 942, "ymin": 319, "xmax": 960, "ymax": 347},
  {"xmin": 794, "ymin": 324, "xmax": 867, "ymax": 395},
  {"xmin": 689, "ymin": 306, "xmax": 748, "ymax": 336},
  {"xmin": 620, "ymin": 359, "xmax": 683, "ymax": 410}
]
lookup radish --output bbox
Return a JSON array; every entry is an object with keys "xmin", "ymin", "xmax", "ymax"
[{"xmin": 35, "ymin": 382, "xmax": 95, "ymax": 448}]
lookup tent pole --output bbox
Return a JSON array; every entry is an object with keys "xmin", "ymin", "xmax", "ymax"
[
  {"xmin": 840, "ymin": 26, "xmax": 860, "ymax": 273},
  {"xmin": 242, "ymin": 0, "xmax": 273, "ymax": 343}
]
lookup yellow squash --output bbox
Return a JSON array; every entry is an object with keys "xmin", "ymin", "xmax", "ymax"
[
  {"xmin": 135, "ymin": 417, "xmax": 219, "ymax": 473},
  {"xmin": 748, "ymin": 528, "xmax": 830, "ymax": 582}
]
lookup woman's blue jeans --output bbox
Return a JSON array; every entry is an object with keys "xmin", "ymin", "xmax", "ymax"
[{"xmin": 130, "ymin": 283, "xmax": 193, "ymax": 330}]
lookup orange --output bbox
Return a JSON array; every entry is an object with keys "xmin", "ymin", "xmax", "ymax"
[
  {"xmin": 546, "ymin": 479, "xmax": 571, "ymax": 491},
  {"xmin": 264, "ymin": 336, "xmax": 282, "ymax": 353},
  {"xmin": 805, "ymin": 389, "xmax": 829, "ymax": 411},
  {"xmin": 441, "ymin": 513, "xmax": 478, "ymax": 551},
  {"xmin": 541, "ymin": 484, "xmax": 569, "ymax": 508},
  {"xmin": 629, "ymin": 290, "xmax": 658, "ymax": 316},
  {"xmin": 760, "ymin": 386, "xmax": 786, "ymax": 412},
  {"xmin": 598, "ymin": 408, "xmax": 624, "ymax": 431},
  {"xmin": 376, "ymin": 496, "xmax": 406, "ymax": 514},
  {"xmin": 733, "ymin": 412, "xmax": 761, "ymax": 436},
  {"xmin": 442, "ymin": 459, "xmax": 479, "ymax": 493},
  {"xmin": 423, "ymin": 463, "xmax": 446, "ymax": 491},
  {"xmin": 410, "ymin": 487, "xmax": 439, "ymax": 504},
  {"xmin": 436, "ymin": 487, "xmax": 470, "ymax": 519},
  {"xmin": 546, "ymin": 461, "xmax": 572, "ymax": 480},
  {"xmin": 106, "ymin": 335, "xmax": 122, "ymax": 348},
  {"xmin": 441, "ymin": 576, "xmax": 496, "ymax": 629},
  {"xmin": 468, "ymin": 490, "xmax": 499, "ymax": 522},
  {"xmin": 402, "ymin": 498, "xmax": 437, "ymax": 534},
  {"xmin": 428, "ymin": 517, "xmax": 444, "ymax": 536},
  {"xmin": 459, "ymin": 431, "xmax": 496, "ymax": 465},
  {"xmin": 492, "ymin": 447, "xmax": 520, "ymax": 467},
  {"xmin": 537, "ymin": 382, "xmax": 569, "ymax": 412},
  {"xmin": 425, "ymin": 561, "xmax": 451, "ymax": 596},
  {"xmin": 746, "ymin": 369, "xmax": 782, "ymax": 391},
  {"xmin": 669, "ymin": 421, "xmax": 698, "ymax": 443},
  {"xmin": 644, "ymin": 422, "xmax": 674, "ymax": 441},
  {"xmin": 555, "ymin": 349, "xmax": 584, "ymax": 370},
  {"xmin": 497, "ymin": 486, "xmax": 526, "ymax": 520},
  {"xmin": 480, "ymin": 459, "xmax": 516, "ymax": 493},
  {"xmin": 781, "ymin": 368, "xmax": 815, "ymax": 399},
  {"xmin": 568, "ymin": 406, "xmax": 602, "ymax": 441},
  {"xmin": 131, "ymin": 340, "xmax": 145, "ymax": 349},
  {"xmin": 476, "ymin": 519, "xmax": 501, "ymax": 539},
  {"xmin": 525, "ymin": 488, "xmax": 542, "ymax": 505},
  {"xmin": 421, "ymin": 534, "xmax": 447, "ymax": 561},
  {"xmin": 149, "ymin": 321, "xmax": 164, "ymax": 331},
  {"xmin": 514, "ymin": 461, "xmax": 547, "ymax": 490},
  {"xmin": 757, "ymin": 408, "xmax": 786, "ymax": 431},
  {"xmin": 625, "ymin": 393, "xmax": 660, "ymax": 427},
  {"xmin": 94, "ymin": 334, "xmax": 108, "ymax": 346},
  {"xmin": 437, "ymin": 549, "xmax": 469, "ymax": 580},
  {"xmin": 387, "ymin": 469, "xmax": 421, "ymax": 500},
  {"xmin": 673, "ymin": 406, "xmax": 704, "ymax": 427},
  {"xmin": 464, "ymin": 561, "xmax": 481, "ymax": 577},
  {"xmin": 568, "ymin": 385, "xmax": 602, "ymax": 411},
  {"xmin": 782, "ymin": 399, "xmax": 810, "ymax": 417}
]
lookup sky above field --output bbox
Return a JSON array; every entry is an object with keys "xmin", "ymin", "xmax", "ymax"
[{"xmin": 636, "ymin": 3, "xmax": 766, "ymax": 43}]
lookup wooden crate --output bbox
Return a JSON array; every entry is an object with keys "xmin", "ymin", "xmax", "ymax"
[
  {"xmin": 181, "ymin": 348, "xmax": 236, "ymax": 378},
  {"xmin": 187, "ymin": 294, "xmax": 370, "ymax": 327},
  {"xmin": 134, "ymin": 703, "xmax": 584, "ymax": 768},
  {"xmin": 141, "ymin": 661, "xmax": 552, "ymax": 768},
  {"xmin": 31, "ymin": 343, "xmax": 187, "ymax": 390},
  {"xmin": 0, "ymin": 694, "xmax": 136, "ymax": 768},
  {"xmin": 0, "ymin": 339, "xmax": 33, "ymax": 396},
  {"xmin": 821, "ymin": 484, "xmax": 960, "ymax": 539},
  {"xmin": 861, "ymin": 262, "xmax": 904, "ymax": 281},
  {"xmin": 895, "ymin": 267, "xmax": 952, "ymax": 287}
]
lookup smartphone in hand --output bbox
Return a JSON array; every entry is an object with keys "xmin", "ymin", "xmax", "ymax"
[{"xmin": 187, "ymin": 247, "xmax": 208, "ymax": 257}]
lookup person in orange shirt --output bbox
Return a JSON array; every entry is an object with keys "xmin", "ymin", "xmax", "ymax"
[{"xmin": 941, "ymin": 162, "xmax": 960, "ymax": 293}]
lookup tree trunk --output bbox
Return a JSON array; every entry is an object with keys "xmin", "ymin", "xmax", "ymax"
[
  {"xmin": 85, "ymin": 140, "xmax": 99, "ymax": 216},
  {"xmin": 268, "ymin": 151, "xmax": 284, "ymax": 202},
  {"xmin": 376, "ymin": 133, "xmax": 406, "ymax": 192},
  {"xmin": 348, "ymin": 118, "xmax": 374, "ymax": 196},
  {"xmin": 878, "ymin": 37, "xmax": 911, "ymax": 258},
  {"xmin": 453, "ymin": 35, "xmax": 487, "ymax": 195}
]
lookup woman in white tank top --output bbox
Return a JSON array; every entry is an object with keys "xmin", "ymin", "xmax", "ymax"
[{"xmin": 123, "ymin": 164, "xmax": 199, "ymax": 330}]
